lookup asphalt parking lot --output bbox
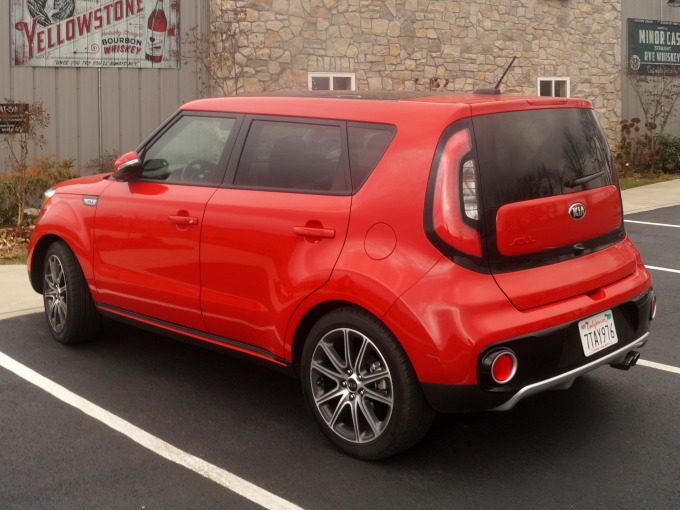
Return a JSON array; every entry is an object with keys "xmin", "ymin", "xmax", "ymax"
[{"xmin": 1, "ymin": 205, "xmax": 679, "ymax": 510}]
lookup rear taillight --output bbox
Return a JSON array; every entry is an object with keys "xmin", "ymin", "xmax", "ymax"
[
  {"xmin": 431, "ymin": 128, "xmax": 482, "ymax": 257},
  {"xmin": 462, "ymin": 160, "xmax": 479, "ymax": 220},
  {"xmin": 480, "ymin": 349, "xmax": 518, "ymax": 386}
]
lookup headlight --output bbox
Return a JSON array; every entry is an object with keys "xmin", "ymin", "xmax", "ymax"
[{"xmin": 42, "ymin": 188, "xmax": 56, "ymax": 209}]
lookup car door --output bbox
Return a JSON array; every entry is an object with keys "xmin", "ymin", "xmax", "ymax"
[
  {"xmin": 200, "ymin": 117, "xmax": 352, "ymax": 357},
  {"xmin": 93, "ymin": 113, "xmax": 239, "ymax": 331}
]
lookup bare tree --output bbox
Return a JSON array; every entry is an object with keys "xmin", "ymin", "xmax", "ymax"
[
  {"xmin": 625, "ymin": 66, "xmax": 680, "ymax": 136},
  {"xmin": 0, "ymin": 100, "xmax": 49, "ymax": 226},
  {"xmin": 617, "ymin": 67, "xmax": 680, "ymax": 175},
  {"xmin": 183, "ymin": 4, "xmax": 247, "ymax": 96}
]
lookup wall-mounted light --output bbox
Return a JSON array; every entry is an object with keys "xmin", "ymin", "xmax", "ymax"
[{"xmin": 669, "ymin": 0, "xmax": 680, "ymax": 7}]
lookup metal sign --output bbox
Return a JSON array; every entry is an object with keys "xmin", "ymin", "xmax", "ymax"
[
  {"xmin": 10, "ymin": 0, "xmax": 180, "ymax": 68},
  {"xmin": 0, "ymin": 104, "xmax": 30, "ymax": 134},
  {"xmin": 628, "ymin": 18, "xmax": 680, "ymax": 75}
]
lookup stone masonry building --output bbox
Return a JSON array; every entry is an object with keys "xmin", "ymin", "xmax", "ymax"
[{"xmin": 216, "ymin": 0, "xmax": 623, "ymax": 139}]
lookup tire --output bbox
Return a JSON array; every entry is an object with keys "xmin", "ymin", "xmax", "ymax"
[
  {"xmin": 42, "ymin": 241, "xmax": 101, "ymax": 344},
  {"xmin": 301, "ymin": 307, "xmax": 435, "ymax": 460}
]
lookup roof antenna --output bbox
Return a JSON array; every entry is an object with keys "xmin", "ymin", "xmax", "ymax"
[{"xmin": 474, "ymin": 56, "xmax": 517, "ymax": 95}]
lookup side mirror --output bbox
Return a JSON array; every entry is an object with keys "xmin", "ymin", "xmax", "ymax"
[{"xmin": 112, "ymin": 151, "xmax": 143, "ymax": 181}]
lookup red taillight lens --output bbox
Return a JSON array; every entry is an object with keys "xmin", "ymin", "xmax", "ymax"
[
  {"xmin": 491, "ymin": 353, "xmax": 516, "ymax": 384},
  {"xmin": 431, "ymin": 128, "xmax": 482, "ymax": 257},
  {"xmin": 480, "ymin": 349, "xmax": 518, "ymax": 386}
]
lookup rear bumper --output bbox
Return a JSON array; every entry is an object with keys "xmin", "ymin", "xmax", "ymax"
[
  {"xmin": 492, "ymin": 333, "xmax": 648, "ymax": 411},
  {"xmin": 422, "ymin": 333, "xmax": 648, "ymax": 412},
  {"xmin": 420, "ymin": 288, "xmax": 654, "ymax": 413}
]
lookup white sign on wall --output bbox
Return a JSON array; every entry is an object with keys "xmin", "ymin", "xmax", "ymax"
[{"xmin": 11, "ymin": 0, "xmax": 180, "ymax": 68}]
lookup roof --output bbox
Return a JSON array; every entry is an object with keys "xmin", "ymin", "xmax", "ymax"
[{"xmin": 181, "ymin": 92, "xmax": 593, "ymax": 123}]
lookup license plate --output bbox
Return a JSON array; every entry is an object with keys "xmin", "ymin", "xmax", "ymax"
[{"xmin": 579, "ymin": 310, "xmax": 618, "ymax": 357}]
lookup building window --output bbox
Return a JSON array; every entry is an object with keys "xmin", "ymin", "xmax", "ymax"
[
  {"xmin": 309, "ymin": 73, "xmax": 356, "ymax": 91},
  {"xmin": 538, "ymin": 77, "xmax": 570, "ymax": 97}
]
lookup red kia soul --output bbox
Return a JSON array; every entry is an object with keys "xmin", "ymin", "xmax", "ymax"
[{"xmin": 27, "ymin": 92, "xmax": 655, "ymax": 459}]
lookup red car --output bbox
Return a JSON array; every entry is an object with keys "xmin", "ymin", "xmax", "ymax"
[{"xmin": 28, "ymin": 92, "xmax": 655, "ymax": 459}]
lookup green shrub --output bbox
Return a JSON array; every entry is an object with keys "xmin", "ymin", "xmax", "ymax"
[{"xmin": 655, "ymin": 133, "xmax": 680, "ymax": 174}]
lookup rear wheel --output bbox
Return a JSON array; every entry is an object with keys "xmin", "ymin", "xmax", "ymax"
[
  {"xmin": 301, "ymin": 307, "xmax": 434, "ymax": 460},
  {"xmin": 43, "ymin": 241, "xmax": 101, "ymax": 344}
]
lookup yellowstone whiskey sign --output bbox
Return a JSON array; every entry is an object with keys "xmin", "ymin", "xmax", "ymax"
[{"xmin": 11, "ymin": 0, "xmax": 180, "ymax": 68}]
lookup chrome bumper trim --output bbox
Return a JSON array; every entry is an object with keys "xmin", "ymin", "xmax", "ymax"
[{"xmin": 491, "ymin": 332, "xmax": 650, "ymax": 411}]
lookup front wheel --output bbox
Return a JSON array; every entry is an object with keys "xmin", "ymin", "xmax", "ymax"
[
  {"xmin": 301, "ymin": 307, "xmax": 434, "ymax": 460},
  {"xmin": 42, "ymin": 241, "xmax": 101, "ymax": 344}
]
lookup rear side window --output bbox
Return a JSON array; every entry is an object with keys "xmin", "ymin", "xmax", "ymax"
[
  {"xmin": 473, "ymin": 108, "xmax": 613, "ymax": 214},
  {"xmin": 348, "ymin": 124, "xmax": 395, "ymax": 189},
  {"xmin": 234, "ymin": 120, "xmax": 346, "ymax": 193}
]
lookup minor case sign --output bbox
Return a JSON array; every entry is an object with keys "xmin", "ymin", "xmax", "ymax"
[{"xmin": 10, "ymin": 0, "xmax": 180, "ymax": 68}]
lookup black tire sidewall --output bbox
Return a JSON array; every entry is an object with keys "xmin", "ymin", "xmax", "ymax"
[{"xmin": 43, "ymin": 241, "xmax": 98, "ymax": 344}]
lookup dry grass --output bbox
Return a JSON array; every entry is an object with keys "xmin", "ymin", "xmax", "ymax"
[{"xmin": 0, "ymin": 227, "xmax": 31, "ymax": 265}]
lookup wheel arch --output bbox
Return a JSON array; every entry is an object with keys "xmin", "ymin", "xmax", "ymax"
[
  {"xmin": 290, "ymin": 300, "xmax": 358, "ymax": 378},
  {"xmin": 28, "ymin": 234, "xmax": 63, "ymax": 293}
]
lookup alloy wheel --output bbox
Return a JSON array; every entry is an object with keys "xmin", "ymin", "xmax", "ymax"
[
  {"xmin": 44, "ymin": 253, "xmax": 68, "ymax": 333},
  {"xmin": 309, "ymin": 327, "xmax": 394, "ymax": 444}
]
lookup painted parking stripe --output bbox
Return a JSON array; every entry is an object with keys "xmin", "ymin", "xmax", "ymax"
[
  {"xmin": 0, "ymin": 350, "xmax": 304, "ymax": 510},
  {"xmin": 645, "ymin": 265, "xmax": 680, "ymax": 274},
  {"xmin": 638, "ymin": 359, "xmax": 680, "ymax": 375},
  {"xmin": 625, "ymin": 220, "xmax": 680, "ymax": 228}
]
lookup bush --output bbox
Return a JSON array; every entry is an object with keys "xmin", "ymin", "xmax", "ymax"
[
  {"xmin": 655, "ymin": 133, "xmax": 680, "ymax": 174},
  {"xmin": 614, "ymin": 118, "xmax": 663, "ymax": 178},
  {"xmin": 82, "ymin": 150, "xmax": 120, "ymax": 175},
  {"xmin": 0, "ymin": 156, "xmax": 77, "ymax": 226}
]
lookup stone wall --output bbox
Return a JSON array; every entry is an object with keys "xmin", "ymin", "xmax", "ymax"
[{"xmin": 210, "ymin": 0, "xmax": 622, "ymax": 140}]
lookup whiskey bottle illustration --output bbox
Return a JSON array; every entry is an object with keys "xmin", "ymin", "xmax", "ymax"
[{"xmin": 145, "ymin": 0, "xmax": 167, "ymax": 63}]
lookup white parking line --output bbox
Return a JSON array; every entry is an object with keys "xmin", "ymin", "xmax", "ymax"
[
  {"xmin": 646, "ymin": 265, "xmax": 680, "ymax": 274},
  {"xmin": 638, "ymin": 360, "xmax": 680, "ymax": 375},
  {"xmin": 0, "ymin": 350, "xmax": 304, "ymax": 510},
  {"xmin": 625, "ymin": 220, "xmax": 680, "ymax": 228}
]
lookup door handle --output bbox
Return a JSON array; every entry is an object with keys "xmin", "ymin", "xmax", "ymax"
[
  {"xmin": 293, "ymin": 226, "xmax": 335, "ymax": 239},
  {"xmin": 168, "ymin": 215, "xmax": 199, "ymax": 226}
]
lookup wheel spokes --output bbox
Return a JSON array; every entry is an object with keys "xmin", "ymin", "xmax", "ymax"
[
  {"xmin": 44, "ymin": 255, "xmax": 67, "ymax": 332},
  {"xmin": 310, "ymin": 327, "xmax": 394, "ymax": 445}
]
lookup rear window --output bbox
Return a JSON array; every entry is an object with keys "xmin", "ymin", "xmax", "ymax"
[{"xmin": 473, "ymin": 108, "xmax": 613, "ymax": 214}]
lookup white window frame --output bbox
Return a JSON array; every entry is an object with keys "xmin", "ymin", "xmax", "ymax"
[
  {"xmin": 308, "ymin": 72, "xmax": 356, "ymax": 91},
  {"xmin": 537, "ymin": 77, "xmax": 570, "ymax": 98}
]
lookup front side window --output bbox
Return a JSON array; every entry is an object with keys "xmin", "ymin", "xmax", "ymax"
[
  {"xmin": 234, "ymin": 120, "xmax": 346, "ymax": 193},
  {"xmin": 141, "ymin": 116, "xmax": 235, "ymax": 185}
]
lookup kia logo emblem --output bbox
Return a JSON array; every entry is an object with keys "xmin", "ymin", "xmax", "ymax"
[{"xmin": 569, "ymin": 203, "xmax": 586, "ymax": 220}]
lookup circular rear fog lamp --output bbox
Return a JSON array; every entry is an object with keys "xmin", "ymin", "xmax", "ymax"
[{"xmin": 481, "ymin": 350, "xmax": 518, "ymax": 385}]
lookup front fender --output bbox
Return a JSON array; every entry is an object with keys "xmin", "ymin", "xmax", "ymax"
[{"xmin": 28, "ymin": 193, "xmax": 100, "ymax": 298}]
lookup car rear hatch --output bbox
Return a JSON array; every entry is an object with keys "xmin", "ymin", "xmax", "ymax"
[{"xmin": 471, "ymin": 105, "xmax": 630, "ymax": 310}]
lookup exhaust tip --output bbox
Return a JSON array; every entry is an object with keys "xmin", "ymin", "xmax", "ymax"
[{"xmin": 610, "ymin": 350, "xmax": 641, "ymax": 371}]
